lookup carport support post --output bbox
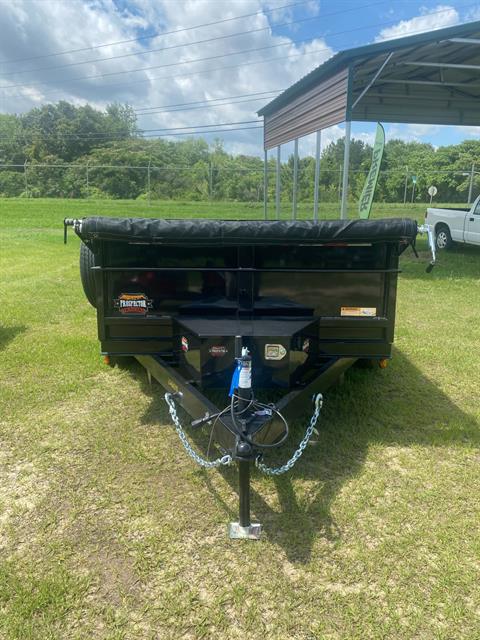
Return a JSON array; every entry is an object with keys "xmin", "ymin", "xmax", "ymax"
[
  {"xmin": 340, "ymin": 120, "xmax": 351, "ymax": 219},
  {"xmin": 276, "ymin": 145, "xmax": 281, "ymax": 219},
  {"xmin": 263, "ymin": 149, "xmax": 268, "ymax": 219},
  {"xmin": 292, "ymin": 138, "xmax": 299, "ymax": 219},
  {"xmin": 313, "ymin": 130, "xmax": 321, "ymax": 221}
]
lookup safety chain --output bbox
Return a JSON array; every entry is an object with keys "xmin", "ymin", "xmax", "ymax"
[
  {"xmin": 255, "ymin": 393, "xmax": 323, "ymax": 476},
  {"xmin": 164, "ymin": 393, "xmax": 232, "ymax": 468}
]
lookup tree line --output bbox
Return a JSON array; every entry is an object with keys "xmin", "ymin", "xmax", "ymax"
[{"xmin": 0, "ymin": 101, "xmax": 478, "ymax": 202}]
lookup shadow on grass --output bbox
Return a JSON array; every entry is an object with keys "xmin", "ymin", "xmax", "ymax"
[
  {"xmin": 0, "ymin": 325, "xmax": 26, "ymax": 351},
  {"xmin": 400, "ymin": 242, "xmax": 480, "ymax": 280},
  {"xmin": 127, "ymin": 349, "xmax": 478, "ymax": 563}
]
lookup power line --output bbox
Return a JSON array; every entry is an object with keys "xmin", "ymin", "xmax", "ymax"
[
  {"xmin": 50, "ymin": 48, "xmax": 326, "ymax": 98},
  {"xmin": 0, "ymin": 33, "xmax": 333, "ymax": 89},
  {"xmin": 142, "ymin": 119, "xmax": 259, "ymax": 133},
  {"xmin": 1, "ymin": 4, "xmax": 474, "ymax": 93},
  {"xmin": 0, "ymin": 0, "xmax": 311, "ymax": 66},
  {"xmin": 135, "ymin": 94, "xmax": 283, "ymax": 116},
  {"xmin": 137, "ymin": 96, "xmax": 276, "ymax": 116},
  {"xmin": 0, "ymin": 2, "xmax": 380, "ymax": 77},
  {"xmin": 133, "ymin": 125, "xmax": 263, "ymax": 139},
  {"xmin": 0, "ymin": 21, "xmax": 442, "ymax": 103},
  {"xmin": 0, "ymin": 120, "xmax": 262, "ymax": 142},
  {"xmin": 134, "ymin": 90, "xmax": 284, "ymax": 112},
  {"xmin": 93, "ymin": 125, "xmax": 263, "ymax": 139}
]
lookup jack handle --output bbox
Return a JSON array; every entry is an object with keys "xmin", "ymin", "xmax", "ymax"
[
  {"xmin": 417, "ymin": 224, "xmax": 436, "ymax": 273},
  {"xmin": 63, "ymin": 218, "xmax": 76, "ymax": 244}
]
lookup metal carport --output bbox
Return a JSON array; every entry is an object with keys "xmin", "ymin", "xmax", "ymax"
[{"xmin": 258, "ymin": 20, "xmax": 480, "ymax": 219}]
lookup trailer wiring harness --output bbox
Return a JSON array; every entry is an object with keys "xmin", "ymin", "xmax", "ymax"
[
  {"xmin": 228, "ymin": 390, "xmax": 290, "ymax": 450},
  {"xmin": 164, "ymin": 390, "xmax": 323, "ymax": 476}
]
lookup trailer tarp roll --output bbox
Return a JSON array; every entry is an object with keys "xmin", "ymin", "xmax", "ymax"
[{"xmin": 76, "ymin": 217, "xmax": 417, "ymax": 246}]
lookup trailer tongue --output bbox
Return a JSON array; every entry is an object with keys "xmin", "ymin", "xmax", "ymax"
[{"xmin": 66, "ymin": 216, "xmax": 417, "ymax": 539}]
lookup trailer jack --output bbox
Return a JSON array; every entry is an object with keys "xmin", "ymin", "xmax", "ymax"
[{"xmin": 229, "ymin": 458, "xmax": 262, "ymax": 540}]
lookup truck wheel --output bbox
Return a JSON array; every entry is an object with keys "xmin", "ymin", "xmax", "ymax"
[
  {"xmin": 435, "ymin": 225, "xmax": 453, "ymax": 250},
  {"xmin": 80, "ymin": 242, "xmax": 97, "ymax": 308}
]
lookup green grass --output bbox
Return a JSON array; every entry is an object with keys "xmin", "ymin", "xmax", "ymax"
[
  {"xmin": 0, "ymin": 195, "xmax": 444, "ymax": 228},
  {"xmin": 1, "ymin": 198, "xmax": 479, "ymax": 639}
]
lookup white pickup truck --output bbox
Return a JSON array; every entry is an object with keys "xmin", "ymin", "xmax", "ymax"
[{"xmin": 425, "ymin": 195, "xmax": 480, "ymax": 250}]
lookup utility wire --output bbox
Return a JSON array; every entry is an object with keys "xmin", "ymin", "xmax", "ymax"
[
  {"xmin": 135, "ymin": 94, "xmax": 283, "ymax": 115},
  {"xmin": 16, "ymin": 10, "xmax": 475, "ymax": 103},
  {"xmin": 0, "ymin": 38, "xmax": 322, "ymax": 90},
  {"xmin": 142, "ymin": 119, "xmax": 260, "ymax": 132},
  {"xmin": 114, "ymin": 125, "xmax": 264, "ymax": 139},
  {"xmin": 0, "ymin": 0, "xmax": 311, "ymax": 66},
  {"xmin": 0, "ymin": 2, "xmax": 383, "ymax": 77},
  {"xmin": 0, "ymin": 125, "xmax": 263, "ymax": 143},
  {"xmin": 0, "ymin": 35, "xmax": 334, "ymax": 89},
  {"xmin": 134, "ymin": 90, "xmax": 284, "ymax": 112},
  {"xmin": 0, "ymin": 120, "xmax": 262, "ymax": 142},
  {"xmin": 35, "ymin": 49, "xmax": 320, "ymax": 97},
  {"xmin": 1, "ymin": 4, "xmax": 474, "ymax": 92}
]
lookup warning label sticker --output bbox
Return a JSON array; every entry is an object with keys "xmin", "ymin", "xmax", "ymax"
[
  {"xmin": 341, "ymin": 307, "xmax": 377, "ymax": 317},
  {"xmin": 265, "ymin": 344, "xmax": 287, "ymax": 360}
]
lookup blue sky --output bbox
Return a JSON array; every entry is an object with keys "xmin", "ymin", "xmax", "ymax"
[{"xmin": 0, "ymin": 0, "xmax": 478, "ymax": 156}]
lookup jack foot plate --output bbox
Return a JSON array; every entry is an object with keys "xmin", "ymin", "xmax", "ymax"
[{"xmin": 228, "ymin": 522, "xmax": 262, "ymax": 540}]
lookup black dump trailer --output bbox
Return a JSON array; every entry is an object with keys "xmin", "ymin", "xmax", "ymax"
[{"xmin": 66, "ymin": 216, "xmax": 418, "ymax": 538}]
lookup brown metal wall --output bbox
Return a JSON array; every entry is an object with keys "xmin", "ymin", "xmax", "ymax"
[{"xmin": 263, "ymin": 68, "xmax": 349, "ymax": 149}]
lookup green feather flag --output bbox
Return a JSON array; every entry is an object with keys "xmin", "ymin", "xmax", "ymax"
[{"xmin": 358, "ymin": 123, "xmax": 385, "ymax": 219}]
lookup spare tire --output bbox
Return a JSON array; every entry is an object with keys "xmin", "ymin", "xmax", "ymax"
[{"xmin": 80, "ymin": 242, "xmax": 97, "ymax": 308}]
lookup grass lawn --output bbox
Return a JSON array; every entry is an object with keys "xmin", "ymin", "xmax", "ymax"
[
  {"xmin": 1, "ymin": 198, "xmax": 479, "ymax": 639},
  {"xmin": 0, "ymin": 195, "xmax": 440, "ymax": 225}
]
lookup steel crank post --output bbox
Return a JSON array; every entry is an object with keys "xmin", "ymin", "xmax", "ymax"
[
  {"xmin": 229, "ymin": 457, "xmax": 261, "ymax": 540},
  {"xmin": 228, "ymin": 337, "xmax": 261, "ymax": 540}
]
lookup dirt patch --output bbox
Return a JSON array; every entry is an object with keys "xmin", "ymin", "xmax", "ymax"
[{"xmin": 0, "ymin": 441, "xmax": 50, "ymax": 557}]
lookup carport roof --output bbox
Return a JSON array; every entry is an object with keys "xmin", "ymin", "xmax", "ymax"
[{"xmin": 258, "ymin": 20, "xmax": 480, "ymax": 148}]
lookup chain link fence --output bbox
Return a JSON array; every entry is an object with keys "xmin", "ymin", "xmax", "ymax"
[{"xmin": 0, "ymin": 161, "xmax": 478, "ymax": 206}]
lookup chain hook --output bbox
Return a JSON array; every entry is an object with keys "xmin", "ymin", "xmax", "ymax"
[
  {"xmin": 255, "ymin": 393, "xmax": 323, "ymax": 476},
  {"xmin": 164, "ymin": 393, "xmax": 233, "ymax": 469}
]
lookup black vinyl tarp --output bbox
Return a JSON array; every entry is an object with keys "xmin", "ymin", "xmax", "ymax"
[{"xmin": 76, "ymin": 216, "xmax": 417, "ymax": 246}]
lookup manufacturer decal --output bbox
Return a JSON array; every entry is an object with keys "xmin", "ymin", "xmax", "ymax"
[
  {"xmin": 265, "ymin": 344, "xmax": 287, "ymax": 361},
  {"xmin": 209, "ymin": 345, "xmax": 228, "ymax": 357},
  {"xmin": 181, "ymin": 336, "xmax": 189, "ymax": 352},
  {"xmin": 114, "ymin": 293, "xmax": 152, "ymax": 315},
  {"xmin": 341, "ymin": 306, "xmax": 377, "ymax": 317}
]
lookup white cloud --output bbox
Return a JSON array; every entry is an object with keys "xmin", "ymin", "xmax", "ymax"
[
  {"xmin": 456, "ymin": 126, "xmax": 480, "ymax": 138},
  {"xmin": 0, "ymin": 0, "xmax": 336, "ymax": 155},
  {"xmin": 0, "ymin": 2, "xmax": 474, "ymax": 158},
  {"xmin": 375, "ymin": 5, "xmax": 459, "ymax": 42},
  {"xmin": 465, "ymin": 7, "xmax": 480, "ymax": 21},
  {"xmin": 405, "ymin": 124, "xmax": 441, "ymax": 137},
  {"xmin": 383, "ymin": 123, "xmax": 480, "ymax": 147}
]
